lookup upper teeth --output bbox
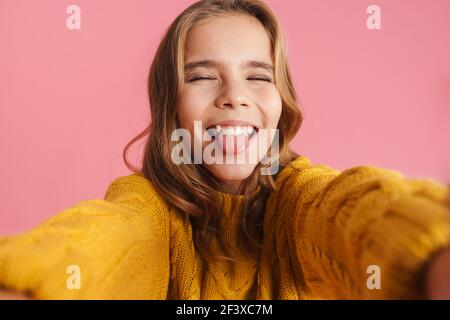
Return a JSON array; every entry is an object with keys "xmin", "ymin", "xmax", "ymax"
[{"xmin": 211, "ymin": 125, "xmax": 256, "ymax": 135}]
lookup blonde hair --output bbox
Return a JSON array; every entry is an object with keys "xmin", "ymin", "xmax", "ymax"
[{"xmin": 123, "ymin": 0, "xmax": 303, "ymax": 264}]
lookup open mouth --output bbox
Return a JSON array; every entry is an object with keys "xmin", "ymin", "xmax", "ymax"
[
  {"xmin": 205, "ymin": 125, "xmax": 259, "ymax": 155},
  {"xmin": 205, "ymin": 125, "xmax": 259, "ymax": 140}
]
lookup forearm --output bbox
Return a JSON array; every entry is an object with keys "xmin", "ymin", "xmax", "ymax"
[
  {"xmin": 425, "ymin": 246, "xmax": 450, "ymax": 299},
  {"xmin": 0, "ymin": 289, "xmax": 32, "ymax": 300}
]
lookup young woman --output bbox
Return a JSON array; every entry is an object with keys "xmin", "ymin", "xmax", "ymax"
[{"xmin": 1, "ymin": 0, "xmax": 450, "ymax": 300}]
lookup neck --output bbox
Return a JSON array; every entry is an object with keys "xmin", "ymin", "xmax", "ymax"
[{"xmin": 222, "ymin": 183, "xmax": 242, "ymax": 195}]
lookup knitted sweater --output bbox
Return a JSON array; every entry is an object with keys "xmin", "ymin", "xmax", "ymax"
[{"xmin": 1, "ymin": 155, "xmax": 450, "ymax": 299}]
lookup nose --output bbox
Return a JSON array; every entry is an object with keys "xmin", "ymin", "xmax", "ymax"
[{"xmin": 215, "ymin": 80, "xmax": 250, "ymax": 109}]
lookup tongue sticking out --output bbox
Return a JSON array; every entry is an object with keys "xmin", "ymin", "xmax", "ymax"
[{"xmin": 216, "ymin": 134, "xmax": 250, "ymax": 155}]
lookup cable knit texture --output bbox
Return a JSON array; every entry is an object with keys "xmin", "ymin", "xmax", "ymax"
[{"xmin": 1, "ymin": 155, "xmax": 450, "ymax": 299}]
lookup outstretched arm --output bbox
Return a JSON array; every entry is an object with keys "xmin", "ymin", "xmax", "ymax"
[
  {"xmin": 0, "ymin": 174, "xmax": 171, "ymax": 300},
  {"xmin": 279, "ymin": 158, "xmax": 450, "ymax": 299}
]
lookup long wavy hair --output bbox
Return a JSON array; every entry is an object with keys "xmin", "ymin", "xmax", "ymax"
[{"xmin": 123, "ymin": 0, "xmax": 303, "ymax": 264}]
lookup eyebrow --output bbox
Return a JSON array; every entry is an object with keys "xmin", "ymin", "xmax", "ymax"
[{"xmin": 184, "ymin": 59, "xmax": 274, "ymax": 73}]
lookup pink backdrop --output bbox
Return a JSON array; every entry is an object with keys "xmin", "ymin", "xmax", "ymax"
[{"xmin": 1, "ymin": 0, "xmax": 449, "ymax": 235}]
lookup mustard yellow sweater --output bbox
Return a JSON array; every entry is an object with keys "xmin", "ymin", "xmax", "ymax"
[{"xmin": 1, "ymin": 155, "xmax": 450, "ymax": 299}]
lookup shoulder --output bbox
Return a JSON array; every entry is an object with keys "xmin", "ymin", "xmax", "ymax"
[
  {"xmin": 101, "ymin": 172, "xmax": 180, "ymax": 242},
  {"xmin": 273, "ymin": 155, "xmax": 450, "ymax": 207},
  {"xmin": 103, "ymin": 172, "xmax": 171, "ymax": 214},
  {"xmin": 274, "ymin": 155, "xmax": 340, "ymax": 191},
  {"xmin": 104, "ymin": 172, "xmax": 163, "ymax": 202},
  {"xmin": 29, "ymin": 172, "xmax": 173, "ymax": 242},
  {"xmin": 271, "ymin": 155, "xmax": 409, "ymax": 205},
  {"xmin": 275, "ymin": 155, "xmax": 414, "ymax": 188}
]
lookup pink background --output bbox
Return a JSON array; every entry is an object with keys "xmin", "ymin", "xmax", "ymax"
[{"xmin": 1, "ymin": 0, "xmax": 449, "ymax": 235}]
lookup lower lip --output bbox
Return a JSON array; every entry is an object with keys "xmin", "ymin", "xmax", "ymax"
[{"xmin": 214, "ymin": 131, "xmax": 258, "ymax": 155}]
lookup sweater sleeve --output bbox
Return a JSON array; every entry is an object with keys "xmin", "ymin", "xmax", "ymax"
[
  {"xmin": 281, "ymin": 157, "xmax": 450, "ymax": 299},
  {"xmin": 0, "ymin": 174, "xmax": 171, "ymax": 299}
]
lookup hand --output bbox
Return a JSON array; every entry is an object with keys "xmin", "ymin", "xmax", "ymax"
[
  {"xmin": 425, "ymin": 246, "xmax": 450, "ymax": 299},
  {"xmin": 0, "ymin": 289, "xmax": 32, "ymax": 300}
]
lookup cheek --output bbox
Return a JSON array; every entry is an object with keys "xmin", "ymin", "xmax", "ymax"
[
  {"xmin": 178, "ymin": 89, "xmax": 209, "ymax": 130},
  {"xmin": 256, "ymin": 88, "xmax": 282, "ymax": 128}
]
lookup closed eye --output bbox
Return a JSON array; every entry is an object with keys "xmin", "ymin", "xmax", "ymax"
[
  {"xmin": 186, "ymin": 76, "xmax": 215, "ymax": 82},
  {"xmin": 186, "ymin": 76, "xmax": 273, "ymax": 83},
  {"xmin": 248, "ymin": 77, "xmax": 272, "ymax": 83}
]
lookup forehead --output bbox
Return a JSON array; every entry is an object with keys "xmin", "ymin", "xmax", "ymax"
[{"xmin": 184, "ymin": 14, "xmax": 273, "ymax": 65}]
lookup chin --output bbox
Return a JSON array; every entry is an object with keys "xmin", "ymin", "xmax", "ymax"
[{"xmin": 205, "ymin": 162, "xmax": 257, "ymax": 184}]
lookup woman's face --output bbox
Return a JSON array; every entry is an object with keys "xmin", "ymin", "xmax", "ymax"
[{"xmin": 177, "ymin": 14, "xmax": 282, "ymax": 192}]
